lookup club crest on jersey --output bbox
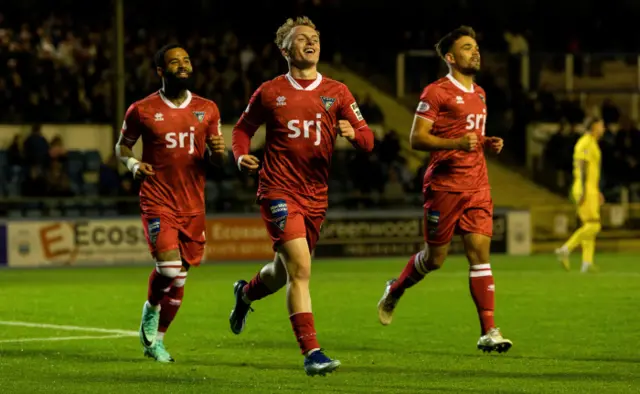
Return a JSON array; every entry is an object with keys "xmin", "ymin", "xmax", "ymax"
[
  {"xmin": 479, "ymin": 94, "xmax": 486, "ymax": 104},
  {"xmin": 320, "ymin": 96, "xmax": 336, "ymax": 111},
  {"xmin": 269, "ymin": 199, "xmax": 288, "ymax": 231},
  {"xmin": 193, "ymin": 111, "xmax": 206, "ymax": 123}
]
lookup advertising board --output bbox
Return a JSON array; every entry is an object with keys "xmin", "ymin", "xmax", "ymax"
[
  {"xmin": 3, "ymin": 209, "xmax": 530, "ymax": 267},
  {"xmin": 7, "ymin": 219, "xmax": 149, "ymax": 267}
]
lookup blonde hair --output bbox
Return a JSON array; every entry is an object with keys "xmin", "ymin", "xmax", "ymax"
[{"xmin": 274, "ymin": 16, "xmax": 319, "ymax": 50}]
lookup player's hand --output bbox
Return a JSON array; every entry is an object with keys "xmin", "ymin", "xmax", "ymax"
[
  {"xmin": 458, "ymin": 133, "xmax": 478, "ymax": 151},
  {"xmin": 207, "ymin": 135, "xmax": 226, "ymax": 155},
  {"xmin": 337, "ymin": 120, "xmax": 355, "ymax": 141},
  {"xmin": 599, "ymin": 192, "xmax": 605, "ymax": 206},
  {"xmin": 238, "ymin": 154, "xmax": 260, "ymax": 174},
  {"xmin": 485, "ymin": 136, "xmax": 504, "ymax": 154},
  {"xmin": 134, "ymin": 162, "xmax": 155, "ymax": 180}
]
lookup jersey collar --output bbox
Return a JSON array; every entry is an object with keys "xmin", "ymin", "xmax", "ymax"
[
  {"xmin": 159, "ymin": 89, "xmax": 192, "ymax": 109},
  {"xmin": 446, "ymin": 73, "xmax": 474, "ymax": 93},
  {"xmin": 285, "ymin": 72, "xmax": 323, "ymax": 91}
]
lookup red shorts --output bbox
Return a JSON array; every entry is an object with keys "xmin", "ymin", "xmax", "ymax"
[
  {"xmin": 259, "ymin": 195, "xmax": 326, "ymax": 252},
  {"xmin": 423, "ymin": 188, "xmax": 493, "ymax": 246},
  {"xmin": 141, "ymin": 212, "xmax": 206, "ymax": 266}
]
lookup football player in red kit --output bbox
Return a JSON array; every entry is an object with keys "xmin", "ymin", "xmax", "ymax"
[
  {"xmin": 229, "ymin": 17, "xmax": 375, "ymax": 375},
  {"xmin": 115, "ymin": 44, "xmax": 226, "ymax": 362},
  {"xmin": 377, "ymin": 26, "xmax": 513, "ymax": 353}
]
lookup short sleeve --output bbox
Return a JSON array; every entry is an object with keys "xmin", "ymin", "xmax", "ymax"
[
  {"xmin": 239, "ymin": 84, "xmax": 267, "ymax": 127},
  {"xmin": 339, "ymin": 86, "xmax": 368, "ymax": 129},
  {"xmin": 207, "ymin": 102, "xmax": 222, "ymax": 136},
  {"xmin": 120, "ymin": 103, "xmax": 143, "ymax": 145},
  {"xmin": 415, "ymin": 85, "xmax": 442, "ymax": 122}
]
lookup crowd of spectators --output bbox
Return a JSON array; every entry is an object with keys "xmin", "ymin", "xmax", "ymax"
[
  {"xmin": 2, "ymin": 2, "xmax": 640, "ymax": 214},
  {"xmin": 0, "ymin": 9, "xmax": 429, "ymax": 214}
]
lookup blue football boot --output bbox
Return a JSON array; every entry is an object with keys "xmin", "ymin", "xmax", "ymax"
[
  {"xmin": 304, "ymin": 349, "xmax": 341, "ymax": 376},
  {"xmin": 229, "ymin": 280, "xmax": 253, "ymax": 334}
]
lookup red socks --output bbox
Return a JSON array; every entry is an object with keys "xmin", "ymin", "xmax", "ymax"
[
  {"xmin": 243, "ymin": 271, "xmax": 319, "ymax": 354},
  {"xmin": 243, "ymin": 271, "xmax": 275, "ymax": 302},
  {"xmin": 147, "ymin": 269, "xmax": 176, "ymax": 305},
  {"xmin": 389, "ymin": 251, "xmax": 428, "ymax": 298},
  {"xmin": 147, "ymin": 269, "xmax": 187, "ymax": 336},
  {"xmin": 289, "ymin": 312, "xmax": 320, "ymax": 355},
  {"xmin": 469, "ymin": 264, "xmax": 495, "ymax": 335},
  {"xmin": 159, "ymin": 285, "xmax": 185, "ymax": 333},
  {"xmin": 387, "ymin": 251, "xmax": 497, "ymax": 336}
]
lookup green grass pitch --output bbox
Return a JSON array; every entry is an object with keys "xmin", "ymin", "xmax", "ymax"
[{"xmin": 1, "ymin": 253, "xmax": 639, "ymax": 393}]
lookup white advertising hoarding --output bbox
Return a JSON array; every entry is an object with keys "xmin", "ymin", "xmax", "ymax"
[{"xmin": 8, "ymin": 219, "xmax": 150, "ymax": 267}]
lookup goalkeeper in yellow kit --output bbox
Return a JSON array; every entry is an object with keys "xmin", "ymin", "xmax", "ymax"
[{"xmin": 556, "ymin": 118, "xmax": 605, "ymax": 273}]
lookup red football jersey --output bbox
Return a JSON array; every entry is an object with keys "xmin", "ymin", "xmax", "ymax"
[
  {"xmin": 416, "ymin": 74, "xmax": 489, "ymax": 192},
  {"xmin": 233, "ymin": 73, "xmax": 373, "ymax": 201},
  {"xmin": 120, "ymin": 90, "xmax": 221, "ymax": 215}
]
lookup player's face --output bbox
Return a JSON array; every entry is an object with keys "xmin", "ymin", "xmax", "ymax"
[
  {"xmin": 449, "ymin": 36, "xmax": 481, "ymax": 75},
  {"xmin": 284, "ymin": 25, "xmax": 320, "ymax": 68},
  {"xmin": 592, "ymin": 120, "xmax": 605, "ymax": 138},
  {"xmin": 159, "ymin": 47, "xmax": 193, "ymax": 90}
]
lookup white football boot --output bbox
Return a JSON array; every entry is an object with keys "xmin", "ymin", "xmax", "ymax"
[
  {"xmin": 477, "ymin": 327, "xmax": 513, "ymax": 353},
  {"xmin": 377, "ymin": 279, "xmax": 399, "ymax": 326}
]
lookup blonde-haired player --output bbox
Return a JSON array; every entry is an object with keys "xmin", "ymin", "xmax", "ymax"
[
  {"xmin": 556, "ymin": 118, "xmax": 605, "ymax": 272},
  {"xmin": 229, "ymin": 16, "xmax": 374, "ymax": 376}
]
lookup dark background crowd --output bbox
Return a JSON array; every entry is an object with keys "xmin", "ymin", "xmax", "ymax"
[{"xmin": 1, "ymin": 0, "xmax": 640, "ymax": 217}]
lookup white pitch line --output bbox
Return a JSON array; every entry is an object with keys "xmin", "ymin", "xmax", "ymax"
[
  {"xmin": 0, "ymin": 334, "xmax": 134, "ymax": 344},
  {"xmin": 0, "ymin": 321, "xmax": 137, "ymax": 336}
]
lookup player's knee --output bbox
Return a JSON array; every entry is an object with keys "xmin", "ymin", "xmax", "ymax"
[
  {"xmin": 462, "ymin": 233, "xmax": 491, "ymax": 265},
  {"xmin": 278, "ymin": 239, "xmax": 312, "ymax": 282},
  {"xmin": 583, "ymin": 222, "xmax": 601, "ymax": 236},
  {"xmin": 424, "ymin": 246, "xmax": 446, "ymax": 271},
  {"xmin": 157, "ymin": 249, "xmax": 181, "ymax": 262},
  {"xmin": 465, "ymin": 247, "xmax": 488, "ymax": 266},
  {"xmin": 155, "ymin": 257, "xmax": 183, "ymax": 278},
  {"xmin": 286, "ymin": 261, "xmax": 311, "ymax": 282},
  {"xmin": 172, "ymin": 271, "xmax": 188, "ymax": 288},
  {"xmin": 425, "ymin": 256, "xmax": 444, "ymax": 271}
]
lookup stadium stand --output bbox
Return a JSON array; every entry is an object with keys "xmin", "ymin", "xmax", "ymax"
[{"xmin": 1, "ymin": 0, "xmax": 640, "ymax": 217}]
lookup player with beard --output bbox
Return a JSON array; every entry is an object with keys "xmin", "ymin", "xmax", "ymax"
[
  {"xmin": 376, "ymin": 26, "xmax": 513, "ymax": 353},
  {"xmin": 229, "ymin": 16, "xmax": 375, "ymax": 375},
  {"xmin": 115, "ymin": 44, "xmax": 226, "ymax": 362}
]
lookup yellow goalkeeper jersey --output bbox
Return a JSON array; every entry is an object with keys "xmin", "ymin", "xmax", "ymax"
[{"xmin": 572, "ymin": 133, "xmax": 601, "ymax": 195}]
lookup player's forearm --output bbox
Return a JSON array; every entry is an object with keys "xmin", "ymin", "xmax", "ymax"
[
  {"xmin": 231, "ymin": 126, "xmax": 254, "ymax": 162},
  {"xmin": 411, "ymin": 133, "xmax": 461, "ymax": 152},
  {"xmin": 349, "ymin": 126, "xmax": 375, "ymax": 152},
  {"xmin": 115, "ymin": 143, "xmax": 137, "ymax": 165},
  {"xmin": 115, "ymin": 143, "xmax": 141, "ymax": 174}
]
